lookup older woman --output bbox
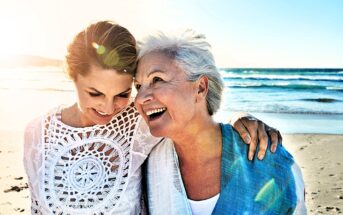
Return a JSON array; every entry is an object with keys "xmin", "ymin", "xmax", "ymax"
[{"xmin": 134, "ymin": 30, "xmax": 306, "ymax": 214}]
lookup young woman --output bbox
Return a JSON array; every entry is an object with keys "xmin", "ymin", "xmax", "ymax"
[{"xmin": 24, "ymin": 21, "xmax": 282, "ymax": 214}]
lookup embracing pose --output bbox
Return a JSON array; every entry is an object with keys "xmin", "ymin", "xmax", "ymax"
[{"xmin": 24, "ymin": 21, "xmax": 285, "ymax": 214}]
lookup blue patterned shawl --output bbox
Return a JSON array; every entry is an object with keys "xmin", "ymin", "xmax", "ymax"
[{"xmin": 145, "ymin": 124, "xmax": 306, "ymax": 215}]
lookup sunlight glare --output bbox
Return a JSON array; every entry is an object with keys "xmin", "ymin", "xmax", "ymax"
[
  {"xmin": 0, "ymin": 15, "xmax": 22, "ymax": 56},
  {"xmin": 0, "ymin": 6, "xmax": 43, "ymax": 58}
]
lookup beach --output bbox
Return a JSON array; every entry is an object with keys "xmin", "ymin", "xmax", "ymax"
[
  {"xmin": 1, "ymin": 67, "xmax": 343, "ymax": 214},
  {"xmin": 1, "ymin": 129, "xmax": 342, "ymax": 214},
  {"xmin": 283, "ymin": 134, "xmax": 343, "ymax": 214}
]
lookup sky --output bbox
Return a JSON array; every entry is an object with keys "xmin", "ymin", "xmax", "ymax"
[{"xmin": 0, "ymin": 0, "xmax": 342, "ymax": 68}]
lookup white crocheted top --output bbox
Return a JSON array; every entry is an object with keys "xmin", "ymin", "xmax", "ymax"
[{"xmin": 24, "ymin": 104, "xmax": 160, "ymax": 215}]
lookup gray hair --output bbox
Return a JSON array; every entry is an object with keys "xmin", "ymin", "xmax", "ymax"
[{"xmin": 138, "ymin": 30, "xmax": 224, "ymax": 115}]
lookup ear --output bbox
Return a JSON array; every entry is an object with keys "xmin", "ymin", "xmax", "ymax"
[{"xmin": 195, "ymin": 76, "xmax": 209, "ymax": 102}]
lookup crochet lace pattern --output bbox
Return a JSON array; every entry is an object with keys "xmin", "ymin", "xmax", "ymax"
[{"xmin": 39, "ymin": 105, "xmax": 139, "ymax": 214}]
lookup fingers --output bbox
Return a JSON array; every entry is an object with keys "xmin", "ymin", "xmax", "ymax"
[
  {"xmin": 257, "ymin": 121, "xmax": 268, "ymax": 160},
  {"xmin": 230, "ymin": 113, "xmax": 283, "ymax": 161},
  {"xmin": 266, "ymin": 126, "xmax": 282, "ymax": 153},
  {"xmin": 231, "ymin": 118, "xmax": 251, "ymax": 144},
  {"xmin": 268, "ymin": 127, "xmax": 278, "ymax": 152},
  {"xmin": 240, "ymin": 118, "xmax": 259, "ymax": 160}
]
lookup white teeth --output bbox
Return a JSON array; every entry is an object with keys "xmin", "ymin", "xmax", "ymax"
[
  {"xmin": 96, "ymin": 110, "xmax": 108, "ymax": 116},
  {"xmin": 146, "ymin": 108, "xmax": 166, "ymax": 116}
]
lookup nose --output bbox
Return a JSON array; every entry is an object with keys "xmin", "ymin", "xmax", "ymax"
[
  {"xmin": 101, "ymin": 98, "xmax": 115, "ymax": 115},
  {"xmin": 134, "ymin": 87, "xmax": 153, "ymax": 106}
]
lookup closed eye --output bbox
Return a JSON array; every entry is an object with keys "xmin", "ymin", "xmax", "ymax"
[
  {"xmin": 89, "ymin": 92, "xmax": 102, "ymax": 97},
  {"xmin": 117, "ymin": 92, "xmax": 131, "ymax": 98}
]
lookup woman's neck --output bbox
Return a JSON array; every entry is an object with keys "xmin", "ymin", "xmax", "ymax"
[
  {"xmin": 172, "ymin": 117, "xmax": 222, "ymax": 165},
  {"xmin": 61, "ymin": 103, "xmax": 94, "ymax": 128},
  {"xmin": 172, "ymin": 117, "xmax": 223, "ymax": 200}
]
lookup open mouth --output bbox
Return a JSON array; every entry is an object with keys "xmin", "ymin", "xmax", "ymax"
[{"xmin": 146, "ymin": 108, "xmax": 167, "ymax": 121}]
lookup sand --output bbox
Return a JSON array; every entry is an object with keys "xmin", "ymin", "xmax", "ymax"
[
  {"xmin": 0, "ymin": 131, "xmax": 29, "ymax": 214},
  {"xmin": 0, "ymin": 131, "xmax": 342, "ymax": 214},
  {"xmin": 283, "ymin": 134, "xmax": 343, "ymax": 214}
]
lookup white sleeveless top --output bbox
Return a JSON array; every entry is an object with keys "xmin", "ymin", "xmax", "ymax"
[
  {"xmin": 188, "ymin": 194, "xmax": 220, "ymax": 215},
  {"xmin": 24, "ymin": 104, "xmax": 161, "ymax": 215}
]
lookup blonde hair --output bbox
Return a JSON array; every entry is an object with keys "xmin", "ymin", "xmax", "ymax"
[{"xmin": 66, "ymin": 21, "xmax": 137, "ymax": 80}]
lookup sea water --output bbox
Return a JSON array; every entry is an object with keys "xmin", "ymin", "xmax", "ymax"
[
  {"xmin": 215, "ymin": 68, "xmax": 343, "ymax": 134},
  {"xmin": 0, "ymin": 67, "xmax": 342, "ymax": 134}
]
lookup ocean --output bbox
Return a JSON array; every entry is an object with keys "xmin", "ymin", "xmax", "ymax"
[
  {"xmin": 219, "ymin": 68, "xmax": 343, "ymax": 115},
  {"xmin": 215, "ymin": 68, "xmax": 343, "ymax": 134},
  {"xmin": 0, "ymin": 68, "xmax": 342, "ymax": 134}
]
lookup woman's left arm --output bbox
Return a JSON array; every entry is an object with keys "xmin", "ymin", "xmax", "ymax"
[{"xmin": 230, "ymin": 112, "xmax": 282, "ymax": 160}]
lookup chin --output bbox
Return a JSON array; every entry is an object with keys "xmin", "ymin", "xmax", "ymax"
[
  {"xmin": 95, "ymin": 120, "xmax": 110, "ymax": 125},
  {"xmin": 87, "ymin": 109, "xmax": 114, "ymax": 125},
  {"xmin": 94, "ymin": 117, "xmax": 113, "ymax": 125},
  {"xmin": 149, "ymin": 127, "xmax": 169, "ymax": 138}
]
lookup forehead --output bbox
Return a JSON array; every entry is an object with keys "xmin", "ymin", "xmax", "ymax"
[
  {"xmin": 136, "ymin": 52, "xmax": 181, "ymax": 80},
  {"xmin": 76, "ymin": 64, "xmax": 133, "ymax": 89}
]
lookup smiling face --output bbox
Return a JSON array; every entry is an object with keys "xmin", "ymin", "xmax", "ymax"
[
  {"xmin": 134, "ymin": 52, "xmax": 204, "ymax": 138},
  {"xmin": 74, "ymin": 64, "xmax": 133, "ymax": 126}
]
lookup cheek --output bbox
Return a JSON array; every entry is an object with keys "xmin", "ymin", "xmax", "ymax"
[
  {"xmin": 133, "ymin": 98, "xmax": 146, "ymax": 119},
  {"xmin": 77, "ymin": 92, "xmax": 96, "ymax": 108},
  {"xmin": 133, "ymin": 98, "xmax": 140, "ymax": 110},
  {"xmin": 115, "ymin": 98, "xmax": 130, "ymax": 108},
  {"xmin": 169, "ymin": 91, "xmax": 196, "ymax": 116},
  {"xmin": 76, "ymin": 91, "xmax": 86, "ymax": 105},
  {"xmin": 166, "ymin": 88, "xmax": 191, "ymax": 105}
]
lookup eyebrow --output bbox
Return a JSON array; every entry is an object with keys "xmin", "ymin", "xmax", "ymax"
[
  {"xmin": 88, "ymin": 87, "xmax": 102, "ymax": 93},
  {"xmin": 135, "ymin": 69, "xmax": 166, "ymax": 83},
  {"xmin": 147, "ymin": 70, "xmax": 166, "ymax": 78},
  {"xmin": 88, "ymin": 87, "xmax": 132, "ymax": 96}
]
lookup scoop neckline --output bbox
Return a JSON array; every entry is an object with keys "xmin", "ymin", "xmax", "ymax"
[{"xmin": 188, "ymin": 193, "xmax": 220, "ymax": 203}]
